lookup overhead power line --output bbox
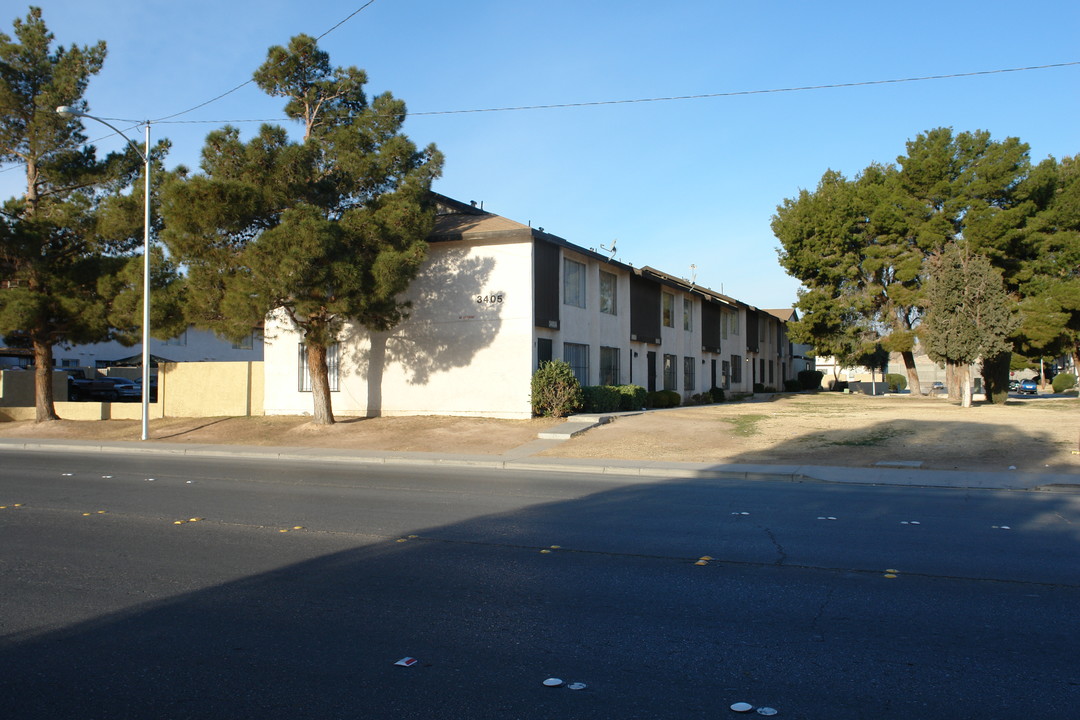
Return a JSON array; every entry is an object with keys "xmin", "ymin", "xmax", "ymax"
[
  {"xmin": 145, "ymin": 60, "xmax": 1080, "ymax": 126},
  {"xmin": 151, "ymin": 0, "xmax": 380, "ymax": 124},
  {"xmin": 406, "ymin": 61, "xmax": 1080, "ymax": 116}
]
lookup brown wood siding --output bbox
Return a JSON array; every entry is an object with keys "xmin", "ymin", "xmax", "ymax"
[
  {"xmin": 701, "ymin": 301, "xmax": 723, "ymax": 353},
  {"xmin": 630, "ymin": 274, "xmax": 661, "ymax": 345},
  {"xmin": 745, "ymin": 309, "xmax": 759, "ymax": 354},
  {"xmin": 533, "ymin": 240, "xmax": 560, "ymax": 330}
]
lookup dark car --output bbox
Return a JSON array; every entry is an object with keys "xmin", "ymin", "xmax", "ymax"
[
  {"xmin": 1008, "ymin": 379, "xmax": 1020, "ymax": 391},
  {"xmin": 100, "ymin": 377, "xmax": 142, "ymax": 402},
  {"xmin": 1018, "ymin": 378, "xmax": 1038, "ymax": 395}
]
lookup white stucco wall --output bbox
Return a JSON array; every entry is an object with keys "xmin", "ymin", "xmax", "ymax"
[
  {"xmin": 553, "ymin": 249, "xmax": 633, "ymax": 385},
  {"xmin": 263, "ymin": 238, "xmax": 535, "ymax": 419}
]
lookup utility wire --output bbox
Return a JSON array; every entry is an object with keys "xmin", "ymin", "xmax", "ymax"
[
  {"xmin": 151, "ymin": 0, "xmax": 379, "ymax": 124},
  {"xmin": 144, "ymin": 60, "xmax": 1080, "ymax": 126},
  {"xmin": 407, "ymin": 61, "xmax": 1080, "ymax": 116}
]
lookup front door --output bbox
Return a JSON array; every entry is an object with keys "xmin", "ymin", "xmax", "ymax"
[{"xmin": 647, "ymin": 351, "xmax": 657, "ymax": 393}]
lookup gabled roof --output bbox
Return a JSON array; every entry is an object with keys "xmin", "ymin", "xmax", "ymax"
[
  {"xmin": 764, "ymin": 308, "xmax": 799, "ymax": 322},
  {"xmin": 431, "ymin": 194, "xmax": 532, "ymax": 238}
]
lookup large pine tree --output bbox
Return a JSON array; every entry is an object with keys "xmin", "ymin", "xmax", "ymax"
[
  {"xmin": 162, "ymin": 34, "xmax": 443, "ymax": 425},
  {"xmin": 0, "ymin": 7, "xmax": 180, "ymax": 421}
]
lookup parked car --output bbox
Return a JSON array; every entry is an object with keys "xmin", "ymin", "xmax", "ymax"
[
  {"xmin": 1018, "ymin": 378, "xmax": 1038, "ymax": 395},
  {"xmin": 133, "ymin": 378, "xmax": 158, "ymax": 403},
  {"xmin": 100, "ymin": 377, "xmax": 142, "ymax": 402},
  {"xmin": 67, "ymin": 370, "xmax": 118, "ymax": 401},
  {"xmin": 1008, "ymin": 379, "xmax": 1020, "ymax": 391}
]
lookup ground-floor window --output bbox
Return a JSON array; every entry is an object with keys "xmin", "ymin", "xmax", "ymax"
[
  {"xmin": 721, "ymin": 360, "xmax": 731, "ymax": 389},
  {"xmin": 683, "ymin": 356, "xmax": 696, "ymax": 391},
  {"xmin": 537, "ymin": 338, "xmax": 553, "ymax": 369},
  {"xmin": 600, "ymin": 346, "xmax": 620, "ymax": 386},
  {"xmin": 663, "ymin": 353, "xmax": 677, "ymax": 391},
  {"xmin": 564, "ymin": 342, "xmax": 589, "ymax": 386},
  {"xmin": 731, "ymin": 355, "xmax": 742, "ymax": 384},
  {"xmin": 298, "ymin": 342, "xmax": 340, "ymax": 392}
]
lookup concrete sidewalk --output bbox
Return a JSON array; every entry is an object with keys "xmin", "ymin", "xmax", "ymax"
[{"xmin": 1, "ymin": 436, "xmax": 1077, "ymax": 493}]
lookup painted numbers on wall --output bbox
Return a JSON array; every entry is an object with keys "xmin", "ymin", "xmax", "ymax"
[{"xmin": 475, "ymin": 294, "xmax": 504, "ymax": 305}]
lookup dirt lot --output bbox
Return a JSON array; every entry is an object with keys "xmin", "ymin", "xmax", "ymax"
[{"xmin": 2, "ymin": 392, "xmax": 1078, "ymax": 473}]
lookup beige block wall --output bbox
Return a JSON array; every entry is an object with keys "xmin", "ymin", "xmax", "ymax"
[
  {"xmin": 0, "ymin": 370, "xmax": 68, "ymax": 407},
  {"xmin": 158, "ymin": 361, "xmax": 263, "ymax": 417},
  {"xmin": 0, "ymin": 363, "xmax": 262, "ymax": 420}
]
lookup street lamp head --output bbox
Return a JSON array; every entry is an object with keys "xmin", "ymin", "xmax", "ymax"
[{"xmin": 55, "ymin": 105, "xmax": 79, "ymax": 117}]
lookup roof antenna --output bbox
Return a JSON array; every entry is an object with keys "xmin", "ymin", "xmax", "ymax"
[
  {"xmin": 600, "ymin": 239, "xmax": 617, "ymax": 261},
  {"xmin": 689, "ymin": 263, "xmax": 697, "ymax": 285}
]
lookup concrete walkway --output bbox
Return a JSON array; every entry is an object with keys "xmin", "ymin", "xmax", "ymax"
[{"xmin": 1, "ymin": 435, "xmax": 1077, "ymax": 493}]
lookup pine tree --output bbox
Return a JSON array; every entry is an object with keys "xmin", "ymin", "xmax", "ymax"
[
  {"xmin": 921, "ymin": 244, "xmax": 1018, "ymax": 407},
  {"xmin": 162, "ymin": 34, "xmax": 443, "ymax": 425},
  {"xmin": 0, "ymin": 7, "xmax": 181, "ymax": 421}
]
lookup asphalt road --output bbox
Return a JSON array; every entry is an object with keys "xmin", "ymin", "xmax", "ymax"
[{"xmin": 1, "ymin": 449, "xmax": 1078, "ymax": 719}]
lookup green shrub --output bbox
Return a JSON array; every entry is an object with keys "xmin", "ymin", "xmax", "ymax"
[
  {"xmin": 709, "ymin": 386, "xmax": 725, "ymax": 403},
  {"xmin": 530, "ymin": 360, "xmax": 583, "ymax": 417},
  {"xmin": 762, "ymin": 385, "xmax": 776, "ymax": 393},
  {"xmin": 784, "ymin": 379, "xmax": 802, "ymax": 392},
  {"xmin": 1052, "ymin": 372, "xmax": 1077, "ymax": 393},
  {"xmin": 582, "ymin": 385, "xmax": 622, "ymax": 413},
  {"xmin": 753, "ymin": 382, "xmax": 766, "ymax": 393},
  {"xmin": 798, "ymin": 369, "xmax": 824, "ymax": 390},
  {"xmin": 886, "ymin": 373, "xmax": 908, "ymax": 392},
  {"xmin": 617, "ymin": 384, "xmax": 647, "ymax": 411},
  {"xmin": 646, "ymin": 390, "xmax": 682, "ymax": 408}
]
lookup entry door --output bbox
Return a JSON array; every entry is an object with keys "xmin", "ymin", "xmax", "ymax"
[
  {"xmin": 711, "ymin": 359, "xmax": 717, "ymax": 389},
  {"xmin": 647, "ymin": 351, "xmax": 657, "ymax": 393}
]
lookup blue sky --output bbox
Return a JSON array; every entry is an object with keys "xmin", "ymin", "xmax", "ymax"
[{"xmin": 3, "ymin": 1, "xmax": 1078, "ymax": 309}]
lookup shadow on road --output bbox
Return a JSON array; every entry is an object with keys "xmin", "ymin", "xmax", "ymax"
[{"xmin": 2, "ymin": 469, "xmax": 1078, "ymax": 718}]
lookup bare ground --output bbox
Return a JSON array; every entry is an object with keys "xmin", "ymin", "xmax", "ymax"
[{"xmin": 1, "ymin": 393, "xmax": 1078, "ymax": 473}]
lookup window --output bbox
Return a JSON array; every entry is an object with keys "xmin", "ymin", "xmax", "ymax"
[
  {"xmin": 721, "ymin": 360, "xmax": 731, "ymax": 389},
  {"xmin": 537, "ymin": 338, "xmax": 553, "ymax": 369},
  {"xmin": 731, "ymin": 312, "xmax": 740, "ymax": 335},
  {"xmin": 599, "ymin": 271, "xmax": 617, "ymax": 315},
  {"xmin": 731, "ymin": 354, "xmax": 742, "ymax": 383},
  {"xmin": 683, "ymin": 298, "xmax": 692, "ymax": 331},
  {"xmin": 663, "ymin": 353, "xmax": 677, "ymax": 391},
  {"xmin": 61, "ymin": 359, "xmax": 79, "ymax": 368},
  {"xmin": 600, "ymin": 347, "xmax": 620, "ymax": 386},
  {"xmin": 563, "ymin": 258, "xmax": 586, "ymax": 308},
  {"xmin": 563, "ymin": 342, "xmax": 589, "ymax": 386},
  {"xmin": 721, "ymin": 311, "xmax": 729, "ymax": 340},
  {"xmin": 662, "ymin": 292, "xmax": 674, "ymax": 327},
  {"xmin": 298, "ymin": 343, "xmax": 340, "ymax": 392},
  {"xmin": 683, "ymin": 356, "xmax": 696, "ymax": 391}
]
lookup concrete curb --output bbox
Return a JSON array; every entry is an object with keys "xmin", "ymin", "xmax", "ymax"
[{"xmin": 1, "ymin": 438, "xmax": 1077, "ymax": 493}]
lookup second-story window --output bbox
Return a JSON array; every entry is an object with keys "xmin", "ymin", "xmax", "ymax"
[
  {"xmin": 683, "ymin": 297, "xmax": 692, "ymax": 331},
  {"xmin": 662, "ymin": 291, "xmax": 674, "ymax": 327},
  {"xmin": 599, "ymin": 270, "xmax": 617, "ymax": 315},
  {"xmin": 564, "ymin": 258, "xmax": 586, "ymax": 308}
]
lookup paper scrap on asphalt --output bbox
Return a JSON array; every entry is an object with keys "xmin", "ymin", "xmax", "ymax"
[{"xmin": 395, "ymin": 657, "xmax": 419, "ymax": 667}]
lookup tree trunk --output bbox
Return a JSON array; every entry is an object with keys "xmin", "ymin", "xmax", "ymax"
[
  {"xmin": 959, "ymin": 364, "xmax": 973, "ymax": 408},
  {"xmin": 306, "ymin": 343, "xmax": 335, "ymax": 425},
  {"xmin": 33, "ymin": 338, "xmax": 59, "ymax": 422},
  {"xmin": 946, "ymin": 363, "xmax": 960, "ymax": 402},
  {"xmin": 901, "ymin": 350, "xmax": 922, "ymax": 395}
]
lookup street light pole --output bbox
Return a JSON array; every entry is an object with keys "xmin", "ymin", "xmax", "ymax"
[{"xmin": 57, "ymin": 107, "xmax": 153, "ymax": 440}]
